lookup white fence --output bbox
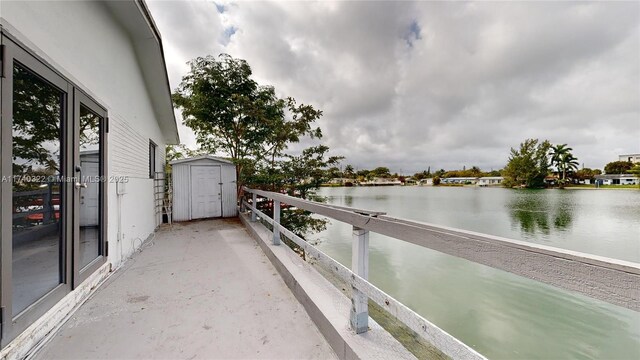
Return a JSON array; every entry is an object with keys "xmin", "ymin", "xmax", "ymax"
[{"xmin": 241, "ymin": 187, "xmax": 639, "ymax": 359}]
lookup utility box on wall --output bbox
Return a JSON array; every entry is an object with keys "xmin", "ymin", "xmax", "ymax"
[{"xmin": 170, "ymin": 156, "xmax": 238, "ymax": 221}]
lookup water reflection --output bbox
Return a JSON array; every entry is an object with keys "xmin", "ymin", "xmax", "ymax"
[
  {"xmin": 313, "ymin": 187, "xmax": 640, "ymax": 359},
  {"xmin": 343, "ymin": 195, "xmax": 354, "ymax": 207},
  {"xmin": 507, "ymin": 190, "xmax": 574, "ymax": 236},
  {"xmin": 315, "ymin": 219, "xmax": 640, "ymax": 359}
]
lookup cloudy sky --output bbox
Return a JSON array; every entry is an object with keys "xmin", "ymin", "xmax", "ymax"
[{"xmin": 147, "ymin": 0, "xmax": 639, "ymax": 173}]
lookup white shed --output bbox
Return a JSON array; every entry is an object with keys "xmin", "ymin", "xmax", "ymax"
[{"xmin": 171, "ymin": 156, "xmax": 238, "ymax": 221}]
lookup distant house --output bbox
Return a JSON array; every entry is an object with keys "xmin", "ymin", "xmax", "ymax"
[
  {"xmin": 544, "ymin": 175, "xmax": 559, "ymax": 186},
  {"xmin": 478, "ymin": 176, "xmax": 504, "ymax": 186},
  {"xmin": 595, "ymin": 174, "xmax": 639, "ymax": 185},
  {"xmin": 618, "ymin": 154, "xmax": 640, "ymax": 164},
  {"xmin": 441, "ymin": 177, "xmax": 478, "ymax": 185},
  {"xmin": 404, "ymin": 177, "xmax": 417, "ymax": 185},
  {"xmin": 361, "ymin": 177, "xmax": 403, "ymax": 186},
  {"xmin": 418, "ymin": 178, "xmax": 433, "ymax": 186}
]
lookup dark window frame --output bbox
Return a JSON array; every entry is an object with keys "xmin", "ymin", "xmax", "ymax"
[
  {"xmin": 149, "ymin": 140, "xmax": 157, "ymax": 179},
  {"xmin": 73, "ymin": 90, "xmax": 108, "ymax": 287}
]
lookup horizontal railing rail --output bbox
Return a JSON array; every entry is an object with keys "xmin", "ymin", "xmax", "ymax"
[
  {"xmin": 242, "ymin": 187, "xmax": 639, "ymax": 310},
  {"xmin": 241, "ymin": 187, "xmax": 639, "ymax": 359},
  {"xmin": 243, "ymin": 198, "xmax": 484, "ymax": 359}
]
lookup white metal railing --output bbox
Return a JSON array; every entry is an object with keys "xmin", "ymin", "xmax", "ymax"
[{"xmin": 241, "ymin": 187, "xmax": 640, "ymax": 359}]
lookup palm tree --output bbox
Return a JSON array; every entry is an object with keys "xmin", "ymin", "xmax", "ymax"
[
  {"xmin": 549, "ymin": 144, "xmax": 578, "ymax": 186},
  {"xmin": 561, "ymin": 153, "xmax": 579, "ymax": 182},
  {"xmin": 344, "ymin": 164, "xmax": 355, "ymax": 179}
]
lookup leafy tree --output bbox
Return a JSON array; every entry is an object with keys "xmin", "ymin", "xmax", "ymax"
[
  {"xmin": 165, "ymin": 144, "xmax": 207, "ymax": 163},
  {"xmin": 253, "ymin": 146, "xmax": 342, "ymax": 236},
  {"xmin": 604, "ymin": 161, "xmax": 633, "ymax": 174},
  {"xmin": 369, "ymin": 167, "xmax": 391, "ymax": 178},
  {"xmin": 173, "ymin": 54, "xmax": 321, "ymax": 192},
  {"xmin": 12, "ymin": 65, "xmax": 64, "ymax": 184},
  {"xmin": 173, "ymin": 54, "xmax": 340, "ymax": 237},
  {"xmin": 469, "ymin": 166, "xmax": 482, "ymax": 177},
  {"xmin": 326, "ymin": 166, "xmax": 342, "ymax": 180},
  {"xmin": 280, "ymin": 146, "xmax": 343, "ymax": 199},
  {"xmin": 502, "ymin": 139, "xmax": 551, "ymax": 188},
  {"xmin": 413, "ymin": 170, "xmax": 430, "ymax": 181},
  {"xmin": 356, "ymin": 169, "xmax": 370, "ymax": 178},
  {"xmin": 575, "ymin": 168, "xmax": 601, "ymax": 182}
]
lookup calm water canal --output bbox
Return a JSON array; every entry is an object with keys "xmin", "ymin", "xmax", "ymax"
[{"xmin": 310, "ymin": 186, "xmax": 640, "ymax": 359}]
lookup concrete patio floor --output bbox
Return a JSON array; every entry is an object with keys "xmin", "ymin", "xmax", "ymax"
[{"xmin": 35, "ymin": 218, "xmax": 337, "ymax": 360}]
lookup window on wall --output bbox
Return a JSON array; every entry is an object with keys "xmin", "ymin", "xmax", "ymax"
[{"xmin": 149, "ymin": 140, "xmax": 157, "ymax": 179}]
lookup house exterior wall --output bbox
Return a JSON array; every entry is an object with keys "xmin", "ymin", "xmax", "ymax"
[
  {"xmin": 478, "ymin": 177, "xmax": 504, "ymax": 186},
  {"xmin": 618, "ymin": 154, "xmax": 640, "ymax": 164},
  {"xmin": 441, "ymin": 177, "xmax": 478, "ymax": 184},
  {"xmin": 419, "ymin": 178, "xmax": 434, "ymax": 186},
  {"xmin": 2, "ymin": 0, "xmax": 167, "ymax": 267},
  {"xmin": 595, "ymin": 176, "xmax": 639, "ymax": 185}
]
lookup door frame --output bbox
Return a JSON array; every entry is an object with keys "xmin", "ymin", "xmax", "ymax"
[
  {"xmin": 0, "ymin": 31, "xmax": 109, "ymax": 346},
  {"xmin": 0, "ymin": 34, "xmax": 74, "ymax": 346},
  {"xmin": 72, "ymin": 90, "xmax": 108, "ymax": 288},
  {"xmin": 189, "ymin": 165, "xmax": 222, "ymax": 220}
]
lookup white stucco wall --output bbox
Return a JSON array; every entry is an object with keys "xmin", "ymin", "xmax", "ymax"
[{"xmin": 2, "ymin": 1, "xmax": 168, "ymax": 267}]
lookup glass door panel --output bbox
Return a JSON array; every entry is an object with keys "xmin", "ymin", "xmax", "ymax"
[
  {"xmin": 11, "ymin": 63, "xmax": 65, "ymax": 315},
  {"xmin": 78, "ymin": 104, "xmax": 102, "ymax": 269}
]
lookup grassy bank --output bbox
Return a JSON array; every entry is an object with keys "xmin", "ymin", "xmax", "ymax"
[{"xmin": 564, "ymin": 184, "xmax": 639, "ymax": 190}]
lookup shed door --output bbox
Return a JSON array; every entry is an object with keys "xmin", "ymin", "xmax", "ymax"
[{"xmin": 190, "ymin": 165, "xmax": 222, "ymax": 219}]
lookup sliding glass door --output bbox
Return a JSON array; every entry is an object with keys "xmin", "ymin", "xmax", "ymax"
[
  {"xmin": 1, "ymin": 34, "xmax": 107, "ymax": 346},
  {"xmin": 10, "ymin": 60, "xmax": 68, "ymax": 317}
]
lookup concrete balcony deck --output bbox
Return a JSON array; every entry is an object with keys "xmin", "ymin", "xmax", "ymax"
[{"xmin": 34, "ymin": 219, "xmax": 336, "ymax": 359}]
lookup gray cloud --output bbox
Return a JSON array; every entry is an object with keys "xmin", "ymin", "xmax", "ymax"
[
  {"xmin": 147, "ymin": 0, "xmax": 225, "ymax": 146},
  {"xmin": 149, "ymin": 0, "xmax": 639, "ymax": 173}
]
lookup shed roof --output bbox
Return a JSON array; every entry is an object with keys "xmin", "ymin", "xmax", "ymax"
[{"xmin": 170, "ymin": 155, "xmax": 235, "ymax": 166}]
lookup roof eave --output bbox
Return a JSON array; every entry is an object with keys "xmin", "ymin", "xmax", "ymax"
[{"xmin": 105, "ymin": 0, "xmax": 180, "ymax": 145}]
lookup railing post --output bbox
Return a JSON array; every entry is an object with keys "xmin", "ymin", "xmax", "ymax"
[
  {"xmin": 43, "ymin": 186, "xmax": 52, "ymax": 223},
  {"xmin": 251, "ymin": 193, "xmax": 257, "ymax": 222},
  {"xmin": 350, "ymin": 226, "xmax": 369, "ymax": 334},
  {"xmin": 273, "ymin": 200, "xmax": 281, "ymax": 245}
]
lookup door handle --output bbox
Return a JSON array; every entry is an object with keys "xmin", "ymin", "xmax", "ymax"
[{"xmin": 75, "ymin": 166, "xmax": 87, "ymax": 189}]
